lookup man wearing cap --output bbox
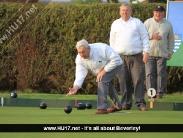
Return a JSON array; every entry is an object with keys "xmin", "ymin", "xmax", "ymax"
[
  {"xmin": 144, "ymin": 6, "xmax": 174, "ymax": 98},
  {"xmin": 66, "ymin": 39, "xmax": 123, "ymax": 114}
]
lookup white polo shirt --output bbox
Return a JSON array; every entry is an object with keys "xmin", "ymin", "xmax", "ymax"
[
  {"xmin": 74, "ymin": 43, "xmax": 122, "ymax": 88},
  {"xmin": 110, "ymin": 17, "xmax": 150, "ymax": 55}
]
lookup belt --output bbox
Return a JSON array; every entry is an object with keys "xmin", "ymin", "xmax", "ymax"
[{"xmin": 119, "ymin": 53, "xmax": 142, "ymax": 56}]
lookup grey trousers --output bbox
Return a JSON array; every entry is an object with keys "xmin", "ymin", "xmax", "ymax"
[
  {"xmin": 145, "ymin": 57, "xmax": 167, "ymax": 97},
  {"xmin": 116, "ymin": 54, "xmax": 146, "ymax": 109},
  {"xmin": 97, "ymin": 65, "xmax": 122, "ymax": 110}
]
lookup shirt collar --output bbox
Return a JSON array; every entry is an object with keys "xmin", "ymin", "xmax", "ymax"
[
  {"xmin": 121, "ymin": 16, "xmax": 132, "ymax": 22},
  {"xmin": 153, "ymin": 17, "xmax": 164, "ymax": 23}
]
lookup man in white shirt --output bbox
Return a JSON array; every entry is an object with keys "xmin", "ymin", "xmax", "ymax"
[
  {"xmin": 66, "ymin": 39, "xmax": 122, "ymax": 114},
  {"xmin": 109, "ymin": 3, "xmax": 150, "ymax": 111}
]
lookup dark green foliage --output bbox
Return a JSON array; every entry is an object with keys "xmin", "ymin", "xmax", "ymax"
[
  {"xmin": 107, "ymin": 0, "xmax": 119, "ymax": 3},
  {"xmin": 149, "ymin": 0, "xmax": 167, "ymax": 4},
  {"xmin": 165, "ymin": 67, "xmax": 183, "ymax": 93},
  {"xmin": 0, "ymin": 2, "xmax": 182, "ymax": 94},
  {"xmin": 71, "ymin": 0, "xmax": 103, "ymax": 4}
]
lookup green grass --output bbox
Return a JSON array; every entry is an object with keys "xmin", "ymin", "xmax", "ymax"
[
  {"xmin": 0, "ymin": 93, "xmax": 183, "ymax": 138},
  {"xmin": 1, "ymin": 133, "xmax": 182, "ymax": 138},
  {"xmin": 0, "ymin": 107, "xmax": 183, "ymax": 138},
  {"xmin": 0, "ymin": 107, "xmax": 183, "ymax": 124}
]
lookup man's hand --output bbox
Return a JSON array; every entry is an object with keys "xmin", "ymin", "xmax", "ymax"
[
  {"xmin": 96, "ymin": 69, "xmax": 106, "ymax": 82},
  {"xmin": 66, "ymin": 85, "xmax": 79, "ymax": 96},
  {"xmin": 167, "ymin": 54, "xmax": 172, "ymax": 60},
  {"xmin": 143, "ymin": 52, "xmax": 149, "ymax": 64},
  {"xmin": 152, "ymin": 32, "xmax": 162, "ymax": 40}
]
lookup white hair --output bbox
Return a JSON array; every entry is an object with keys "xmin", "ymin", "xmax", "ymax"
[
  {"xmin": 120, "ymin": 2, "xmax": 132, "ymax": 10},
  {"xmin": 76, "ymin": 39, "xmax": 89, "ymax": 49}
]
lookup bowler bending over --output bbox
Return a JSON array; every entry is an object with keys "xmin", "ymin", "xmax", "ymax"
[{"xmin": 66, "ymin": 39, "xmax": 122, "ymax": 114}]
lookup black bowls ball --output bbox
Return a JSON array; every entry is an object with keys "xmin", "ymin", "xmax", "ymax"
[
  {"xmin": 40, "ymin": 102, "xmax": 47, "ymax": 109},
  {"xmin": 77, "ymin": 103, "xmax": 86, "ymax": 110},
  {"xmin": 85, "ymin": 102, "xmax": 92, "ymax": 109},
  {"xmin": 10, "ymin": 92, "xmax": 17, "ymax": 98},
  {"xmin": 64, "ymin": 105, "xmax": 72, "ymax": 114}
]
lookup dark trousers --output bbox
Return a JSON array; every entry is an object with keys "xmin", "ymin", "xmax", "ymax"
[
  {"xmin": 97, "ymin": 65, "xmax": 122, "ymax": 110},
  {"xmin": 145, "ymin": 57, "xmax": 167, "ymax": 97},
  {"xmin": 116, "ymin": 54, "xmax": 146, "ymax": 109}
]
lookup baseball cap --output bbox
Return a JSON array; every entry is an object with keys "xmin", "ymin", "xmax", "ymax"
[{"xmin": 154, "ymin": 6, "xmax": 165, "ymax": 12}]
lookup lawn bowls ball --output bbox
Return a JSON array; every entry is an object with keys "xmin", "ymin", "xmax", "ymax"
[
  {"xmin": 10, "ymin": 92, "xmax": 17, "ymax": 98},
  {"xmin": 85, "ymin": 102, "xmax": 92, "ymax": 109},
  {"xmin": 64, "ymin": 105, "xmax": 72, "ymax": 114},
  {"xmin": 40, "ymin": 102, "xmax": 47, "ymax": 109},
  {"xmin": 77, "ymin": 103, "xmax": 86, "ymax": 110}
]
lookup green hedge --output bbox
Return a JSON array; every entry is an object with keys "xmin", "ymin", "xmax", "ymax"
[{"xmin": 0, "ymin": 2, "xmax": 182, "ymax": 94}]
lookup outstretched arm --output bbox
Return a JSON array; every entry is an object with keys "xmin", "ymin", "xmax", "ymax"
[{"xmin": 66, "ymin": 85, "xmax": 79, "ymax": 96}]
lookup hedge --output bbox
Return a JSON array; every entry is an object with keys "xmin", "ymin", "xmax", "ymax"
[{"xmin": 0, "ymin": 2, "xmax": 182, "ymax": 94}]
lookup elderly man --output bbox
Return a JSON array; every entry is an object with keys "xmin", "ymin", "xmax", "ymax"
[
  {"xmin": 109, "ymin": 3, "xmax": 150, "ymax": 111},
  {"xmin": 66, "ymin": 39, "xmax": 122, "ymax": 114},
  {"xmin": 144, "ymin": 6, "xmax": 174, "ymax": 98}
]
